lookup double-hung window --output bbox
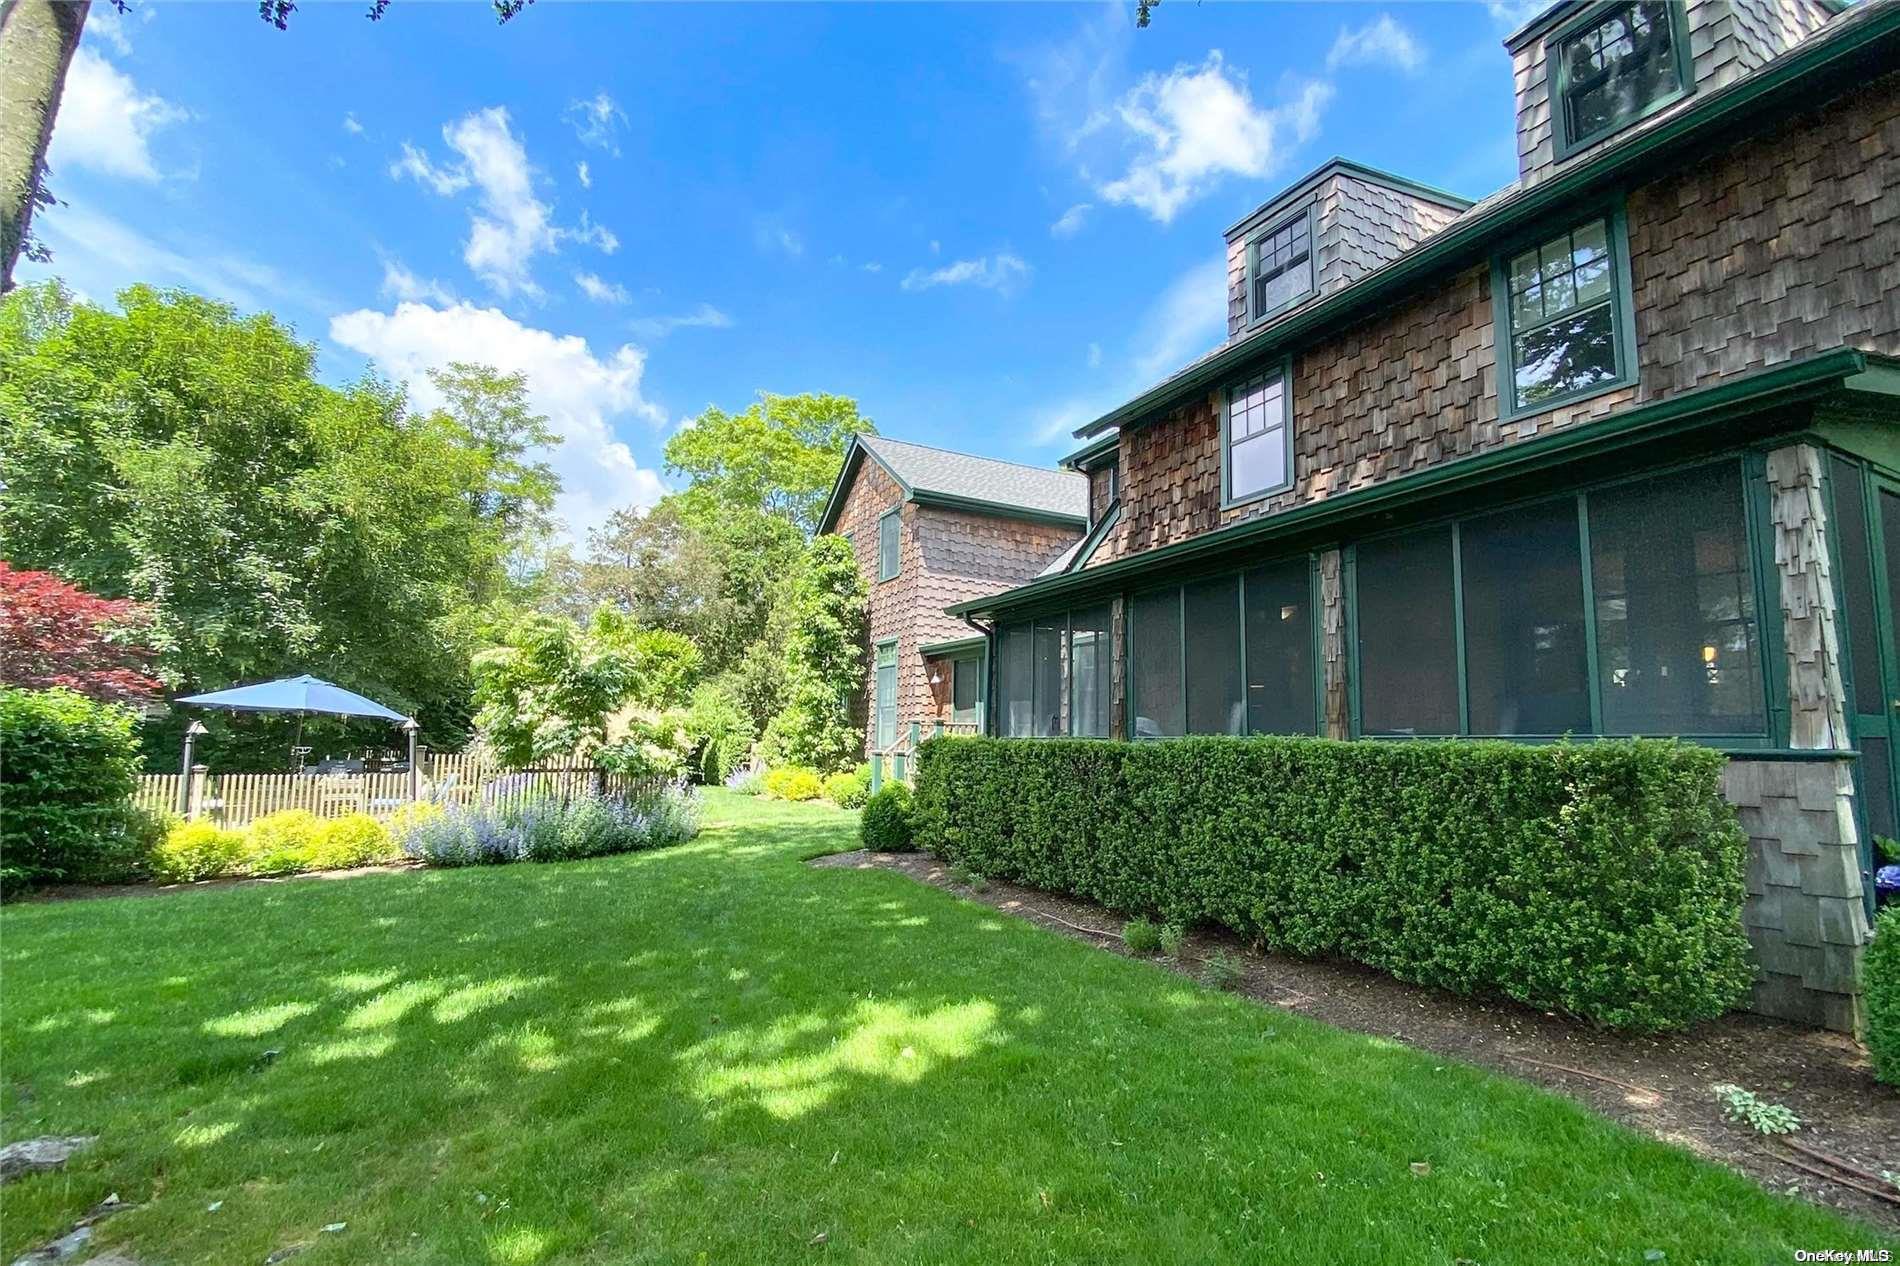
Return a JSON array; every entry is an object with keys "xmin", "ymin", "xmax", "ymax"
[
  {"xmin": 1248, "ymin": 211, "xmax": 1312, "ymax": 322},
  {"xmin": 1496, "ymin": 211, "xmax": 1635, "ymax": 416},
  {"xmin": 873, "ymin": 640, "xmax": 898, "ymax": 748},
  {"xmin": 1552, "ymin": 2, "xmax": 1691, "ymax": 157},
  {"xmin": 1224, "ymin": 368, "xmax": 1292, "ymax": 505},
  {"xmin": 876, "ymin": 508, "xmax": 901, "ymax": 581}
]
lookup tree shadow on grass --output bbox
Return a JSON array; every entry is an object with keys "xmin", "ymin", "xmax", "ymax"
[{"xmin": 0, "ymin": 799, "xmax": 1886, "ymax": 1264}]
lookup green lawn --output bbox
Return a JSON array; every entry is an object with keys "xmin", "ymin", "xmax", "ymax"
[{"xmin": 2, "ymin": 791, "xmax": 1889, "ymax": 1264}]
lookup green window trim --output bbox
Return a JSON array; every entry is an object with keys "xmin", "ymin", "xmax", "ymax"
[
  {"xmin": 873, "ymin": 639, "xmax": 899, "ymax": 749},
  {"xmin": 1244, "ymin": 205, "xmax": 1315, "ymax": 327},
  {"xmin": 1490, "ymin": 201, "xmax": 1639, "ymax": 422},
  {"xmin": 1221, "ymin": 359, "xmax": 1295, "ymax": 509},
  {"xmin": 1547, "ymin": 1, "xmax": 1696, "ymax": 163},
  {"xmin": 876, "ymin": 507, "xmax": 902, "ymax": 582},
  {"xmin": 1344, "ymin": 455, "xmax": 1779, "ymax": 746}
]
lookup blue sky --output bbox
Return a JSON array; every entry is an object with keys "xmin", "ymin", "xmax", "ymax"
[{"xmin": 26, "ymin": 0, "xmax": 1533, "ymax": 540}]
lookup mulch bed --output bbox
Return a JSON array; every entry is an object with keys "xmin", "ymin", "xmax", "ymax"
[
  {"xmin": 15, "ymin": 861, "xmax": 424, "ymax": 904},
  {"xmin": 813, "ymin": 847, "xmax": 1900, "ymax": 1229}
]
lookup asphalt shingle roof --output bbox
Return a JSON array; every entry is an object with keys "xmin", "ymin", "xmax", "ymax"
[{"xmin": 859, "ymin": 434, "xmax": 1088, "ymax": 521}]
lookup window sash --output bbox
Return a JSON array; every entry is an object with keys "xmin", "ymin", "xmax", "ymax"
[
  {"xmin": 874, "ymin": 641, "xmax": 898, "ymax": 748},
  {"xmin": 1556, "ymin": 1, "xmax": 1684, "ymax": 149},
  {"xmin": 1496, "ymin": 211, "xmax": 1631, "ymax": 416},
  {"xmin": 877, "ymin": 510, "xmax": 901, "ymax": 581},
  {"xmin": 1249, "ymin": 212, "xmax": 1313, "ymax": 319},
  {"xmin": 1225, "ymin": 370, "xmax": 1290, "ymax": 503}
]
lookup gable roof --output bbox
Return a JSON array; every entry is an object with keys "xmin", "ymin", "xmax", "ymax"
[
  {"xmin": 1072, "ymin": 0, "xmax": 1897, "ymax": 442},
  {"xmin": 816, "ymin": 433, "xmax": 1089, "ymax": 534}
]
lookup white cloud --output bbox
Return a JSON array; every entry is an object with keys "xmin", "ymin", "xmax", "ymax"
[
  {"xmin": 575, "ymin": 271, "xmax": 630, "ymax": 304},
  {"xmin": 1050, "ymin": 203, "xmax": 1092, "ymax": 238},
  {"xmin": 21, "ymin": 199, "xmax": 331, "ymax": 314},
  {"xmin": 1086, "ymin": 342, "xmax": 1102, "ymax": 369},
  {"xmin": 1486, "ymin": 0, "xmax": 1549, "ymax": 27},
  {"xmin": 1095, "ymin": 53, "xmax": 1330, "ymax": 223},
  {"xmin": 380, "ymin": 258, "xmax": 454, "ymax": 305},
  {"xmin": 627, "ymin": 303, "xmax": 733, "ymax": 338},
  {"xmin": 754, "ymin": 223, "xmax": 804, "ymax": 258},
  {"xmin": 565, "ymin": 91, "xmax": 628, "ymax": 155},
  {"xmin": 329, "ymin": 302, "xmax": 669, "ymax": 539},
  {"xmin": 50, "ymin": 48, "xmax": 187, "ymax": 182},
  {"xmin": 343, "ymin": 112, "xmax": 365, "ymax": 136},
  {"xmin": 1132, "ymin": 255, "xmax": 1228, "ymax": 380},
  {"xmin": 1327, "ymin": 15, "xmax": 1425, "ymax": 74},
  {"xmin": 87, "ymin": 5, "xmax": 134, "ymax": 55},
  {"xmin": 860, "ymin": 261, "xmax": 883, "ymax": 274},
  {"xmin": 901, "ymin": 253, "xmax": 1031, "ymax": 294},
  {"xmin": 391, "ymin": 107, "xmax": 615, "ymax": 298},
  {"xmin": 576, "ymin": 160, "xmax": 591, "ymax": 188}
]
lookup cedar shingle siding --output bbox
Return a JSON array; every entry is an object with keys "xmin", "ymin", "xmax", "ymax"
[{"xmin": 1105, "ymin": 69, "xmax": 1900, "ymax": 563}]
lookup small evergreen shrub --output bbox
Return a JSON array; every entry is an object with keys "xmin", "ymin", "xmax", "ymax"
[
  {"xmin": 824, "ymin": 764, "xmax": 873, "ymax": 809},
  {"xmin": 914, "ymin": 734, "xmax": 1755, "ymax": 1032},
  {"xmin": 1158, "ymin": 923, "xmax": 1187, "ymax": 958},
  {"xmin": 0, "ymin": 687, "xmax": 146, "ymax": 892},
  {"xmin": 152, "ymin": 811, "xmax": 399, "ymax": 882},
  {"xmin": 1123, "ymin": 917, "xmax": 1161, "ymax": 954},
  {"xmin": 1200, "ymin": 949, "xmax": 1245, "ymax": 992},
  {"xmin": 152, "ymin": 820, "xmax": 248, "ymax": 883},
  {"xmin": 308, "ymin": 814, "xmax": 398, "ymax": 870},
  {"xmin": 246, "ymin": 810, "xmax": 326, "ymax": 875},
  {"xmin": 762, "ymin": 766, "xmax": 824, "ymax": 802},
  {"xmin": 948, "ymin": 862, "xmax": 987, "ymax": 892},
  {"xmin": 1867, "ymin": 909, "xmax": 1900, "ymax": 1086},
  {"xmin": 859, "ymin": 782, "xmax": 914, "ymax": 851}
]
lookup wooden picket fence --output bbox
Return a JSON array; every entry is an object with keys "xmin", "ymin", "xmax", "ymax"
[{"xmin": 136, "ymin": 754, "xmax": 669, "ymax": 828}]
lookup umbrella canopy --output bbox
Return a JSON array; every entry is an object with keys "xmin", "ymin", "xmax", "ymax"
[{"xmin": 174, "ymin": 675, "xmax": 409, "ymax": 724}]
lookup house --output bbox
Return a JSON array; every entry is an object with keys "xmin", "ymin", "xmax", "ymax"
[
  {"xmin": 816, "ymin": 433, "xmax": 1090, "ymax": 761},
  {"xmin": 948, "ymin": 0, "xmax": 1900, "ymax": 1032}
]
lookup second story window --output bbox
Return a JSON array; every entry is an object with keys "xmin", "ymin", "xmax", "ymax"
[
  {"xmin": 1248, "ymin": 211, "xmax": 1312, "ymax": 322},
  {"xmin": 1553, "ymin": 2, "xmax": 1691, "ymax": 156},
  {"xmin": 1224, "ymin": 367, "xmax": 1292, "ymax": 506},
  {"xmin": 1496, "ymin": 211, "xmax": 1636, "ymax": 416},
  {"xmin": 877, "ymin": 507, "xmax": 901, "ymax": 581}
]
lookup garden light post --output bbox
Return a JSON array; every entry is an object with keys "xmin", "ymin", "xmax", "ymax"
[
  {"xmin": 403, "ymin": 716, "xmax": 421, "ymax": 803},
  {"xmin": 178, "ymin": 720, "xmax": 208, "ymax": 815}
]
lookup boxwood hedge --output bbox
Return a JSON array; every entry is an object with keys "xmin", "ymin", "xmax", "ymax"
[{"xmin": 913, "ymin": 735, "xmax": 1756, "ymax": 1032}]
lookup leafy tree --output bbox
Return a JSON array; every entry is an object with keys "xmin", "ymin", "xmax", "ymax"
[
  {"xmin": 473, "ymin": 607, "xmax": 702, "ymax": 769},
  {"xmin": 758, "ymin": 535, "xmax": 866, "ymax": 773},
  {"xmin": 0, "ymin": 283, "xmax": 538, "ymax": 764},
  {"xmin": 428, "ymin": 362, "xmax": 560, "ymax": 549},
  {"xmin": 664, "ymin": 392, "xmax": 874, "ymax": 536},
  {"xmin": 0, "ymin": 563, "xmax": 161, "ymax": 704}
]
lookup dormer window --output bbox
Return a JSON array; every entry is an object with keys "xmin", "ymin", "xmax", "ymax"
[
  {"xmin": 1248, "ymin": 210, "xmax": 1313, "ymax": 323},
  {"xmin": 1551, "ymin": 2, "xmax": 1692, "ymax": 158}
]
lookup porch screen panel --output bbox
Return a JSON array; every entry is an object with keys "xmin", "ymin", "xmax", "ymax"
[
  {"xmin": 1589, "ymin": 462, "xmax": 1765, "ymax": 735},
  {"xmin": 997, "ymin": 624, "xmax": 1034, "ymax": 738},
  {"xmin": 1069, "ymin": 604, "xmax": 1112, "ymax": 738},
  {"xmin": 1829, "ymin": 455, "xmax": 1885, "ymax": 716},
  {"xmin": 1461, "ymin": 499, "xmax": 1590, "ymax": 735},
  {"xmin": 1184, "ymin": 575, "xmax": 1244, "ymax": 735},
  {"xmin": 1243, "ymin": 558, "xmax": 1316, "ymax": 734},
  {"xmin": 1130, "ymin": 589, "xmax": 1184, "ymax": 738},
  {"xmin": 1357, "ymin": 527, "xmax": 1459, "ymax": 735},
  {"xmin": 1031, "ymin": 618, "xmax": 1065, "ymax": 737}
]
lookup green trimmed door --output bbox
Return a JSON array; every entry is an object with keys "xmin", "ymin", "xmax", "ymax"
[{"xmin": 1830, "ymin": 456, "xmax": 1899, "ymax": 905}]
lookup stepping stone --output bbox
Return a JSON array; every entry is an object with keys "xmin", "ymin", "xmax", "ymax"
[{"xmin": 0, "ymin": 1137, "xmax": 96, "ymax": 1184}]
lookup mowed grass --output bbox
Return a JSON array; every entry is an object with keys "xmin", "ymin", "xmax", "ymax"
[{"xmin": 2, "ymin": 792, "xmax": 1889, "ymax": 1264}]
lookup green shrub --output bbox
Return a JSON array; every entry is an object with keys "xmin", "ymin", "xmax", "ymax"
[
  {"xmin": 1123, "ymin": 917, "xmax": 1161, "ymax": 954},
  {"xmin": 0, "ymin": 688, "xmax": 146, "ymax": 892},
  {"xmin": 823, "ymin": 764, "xmax": 872, "ymax": 809},
  {"xmin": 1200, "ymin": 949, "xmax": 1245, "ymax": 992},
  {"xmin": 245, "ymin": 809, "xmax": 325, "ymax": 875},
  {"xmin": 948, "ymin": 862, "xmax": 987, "ymax": 892},
  {"xmin": 153, "ymin": 820, "xmax": 248, "ymax": 883},
  {"xmin": 308, "ymin": 814, "xmax": 397, "ymax": 870},
  {"xmin": 859, "ymin": 782, "xmax": 914, "ymax": 851},
  {"xmin": 914, "ymin": 735, "xmax": 1755, "ymax": 1032},
  {"xmin": 1158, "ymin": 923, "xmax": 1187, "ymax": 958},
  {"xmin": 762, "ymin": 766, "xmax": 824, "ymax": 802},
  {"xmin": 1867, "ymin": 909, "xmax": 1900, "ymax": 1086}
]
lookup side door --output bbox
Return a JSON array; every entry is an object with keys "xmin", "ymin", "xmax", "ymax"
[{"xmin": 1828, "ymin": 455, "xmax": 1899, "ymax": 909}]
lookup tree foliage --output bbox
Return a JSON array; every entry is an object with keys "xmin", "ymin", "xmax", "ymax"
[
  {"xmin": 664, "ymin": 392, "xmax": 873, "ymax": 537},
  {"xmin": 0, "ymin": 282, "xmax": 546, "ymax": 764},
  {"xmin": 0, "ymin": 563, "xmax": 161, "ymax": 704},
  {"xmin": 758, "ymin": 534, "xmax": 867, "ymax": 773}
]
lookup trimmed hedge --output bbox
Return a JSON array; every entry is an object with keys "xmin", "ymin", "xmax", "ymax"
[
  {"xmin": 1867, "ymin": 909, "xmax": 1899, "ymax": 1085},
  {"xmin": 914, "ymin": 735, "xmax": 1755, "ymax": 1032},
  {"xmin": 859, "ymin": 782, "xmax": 914, "ymax": 851},
  {"xmin": 0, "ymin": 687, "xmax": 153, "ymax": 892}
]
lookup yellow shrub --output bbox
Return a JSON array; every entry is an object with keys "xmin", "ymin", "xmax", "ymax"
[
  {"xmin": 152, "ymin": 820, "xmax": 247, "ymax": 883},
  {"xmin": 244, "ymin": 810, "xmax": 324, "ymax": 875},
  {"xmin": 762, "ymin": 766, "xmax": 824, "ymax": 802},
  {"xmin": 387, "ymin": 800, "xmax": 443, "ymax": 838},
  {"xmin": 308, "ymin": 814, "xmax": 397, "ymax": 870}
]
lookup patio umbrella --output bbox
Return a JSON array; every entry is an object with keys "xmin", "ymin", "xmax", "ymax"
[{"xmin": 175, "ymin": 674, "xmax": 408, "ymax": 722}]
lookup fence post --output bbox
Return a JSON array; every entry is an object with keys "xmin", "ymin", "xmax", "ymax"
[
  {"xmin": 931, "ymin": 719, "xmax": 944, "ymax": 740},
  {"xmin": 187, "ymin": 764, "xmax": 209, "ymax": 821},
  {"xmin": 410, "ymin": 745, "xmax": 427, "ymax": 803}
]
